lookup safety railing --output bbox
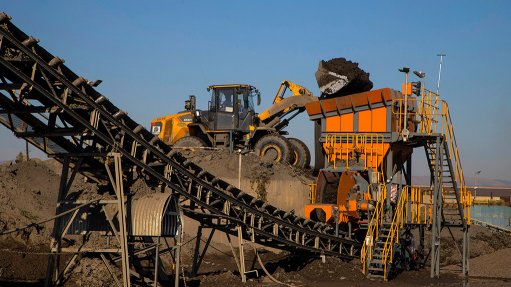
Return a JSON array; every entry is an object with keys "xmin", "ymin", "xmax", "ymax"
[
  {"xmin": 409, "ymin": 186, "xmax": 431, "ymax": 225},
  {"xmin": 361, "ymin": 184, "xmax": 386, "ymax": 274},
  {"xmin": 362, "ymin": 184, "xmax": 470, "ymax": 279},
  {"xmin": 308, "ymin": 184, "xmax": 317, "ymax": 204},
  {"xmin": 380, "ymin": 186, "xmax": 411, "ymax": 280},
  {"xmin": 402, "ymin": 186, "xmax": 470, "ymax": 226},
  {"xmin": 392, "ymin": 90, "xmax": 471, "ymax": 223},
  {"xmin": 440, "ymin": 100, "xmax": 471, "ymax": 224},
  {"xmin": 324, "ymin": 133, "xmax": 386, "ymax": 171}
]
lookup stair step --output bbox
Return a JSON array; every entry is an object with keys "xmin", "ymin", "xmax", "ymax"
[
  {"xmin": 368, "ymin": 267, "xmax": 384, "ymax": 272},
  {"xmin": 369, "ymin": 274, "xmax": 385, "ymax": 278}
]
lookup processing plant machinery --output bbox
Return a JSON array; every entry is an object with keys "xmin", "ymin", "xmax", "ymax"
[{"xmin": 303, "ymin": 65, "xmax": 472, "ymax": 280}]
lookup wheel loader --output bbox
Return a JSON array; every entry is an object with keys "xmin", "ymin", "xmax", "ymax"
[{"xmin": 150, "ymin": 81, "xmax": 317, "ymax": 168}]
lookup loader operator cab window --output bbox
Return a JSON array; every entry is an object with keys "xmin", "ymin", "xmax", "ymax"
[
  {"xmin": 236, "ymin": 90, "xmax": 251, "ymax": 114},
  {"xmin": 209, "ymin": 86, "xmax": 257, "ymax": 114},
  {"xmin": 214, "ymin": 89, "xmax": 234, "ymax": 113}
]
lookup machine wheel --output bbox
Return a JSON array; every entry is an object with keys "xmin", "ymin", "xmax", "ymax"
[
  {"xmin": 288, "ymin": 138, "xmax": 311, "ymax": 169},
  {"xmin": 254, "ymin": 134, "xmax": 292, "ymax": 164},
  {"xmin": 173, "ymin": 136, "xmax": 207, "ymax": 151}
]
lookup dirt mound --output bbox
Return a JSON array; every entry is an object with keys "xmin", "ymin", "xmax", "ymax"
[
  {"xmin": 67, "ymin": 257, "xmax": 120, "ymax": 286},
  {"xmin": 466, "ymin": 248, "xmax": 511, "ymax": 279},
  {"xmin": 0, "ymin": 159, "xmax": 60, "ymax": 282},
  {"xmin": 0, "ymin": 159, "xmax": 59, "ymax": 242},
  {"xmin": 315, "ymin": 57, "xmax": 373, "ymax": 97},
  {"xmin": 416, "ymin": 225, "xmax": 511, "ymax": 267},
  {"xmin": 179, "ymin": 149, "xmax": 314, "ymax": 201},
  {"xmin": 271, "ymin": 256, "xmax": 365, "ymax": 284}
]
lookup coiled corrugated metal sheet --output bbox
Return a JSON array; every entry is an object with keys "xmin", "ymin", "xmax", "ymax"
[
  {"xmin": 60, "ymin": 193, "xmax": 180, "ymax": 237},
  {"xmin": 131, "ymin": 193, "xmax": 180, "ymax": 237}
]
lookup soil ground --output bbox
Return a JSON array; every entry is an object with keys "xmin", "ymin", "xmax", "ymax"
[{"xmin": 0, "ymin": 158, "xmax": 510, "ymax": 286}]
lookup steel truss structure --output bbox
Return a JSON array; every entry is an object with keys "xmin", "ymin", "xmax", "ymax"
[{"xmin": 0, "ymin": 12, "xmax": 360, "ymax": 286}]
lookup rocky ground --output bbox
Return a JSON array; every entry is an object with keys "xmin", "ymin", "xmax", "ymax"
[{"xmin": 0, "ymin": 158, "xmax": 509, "ymax": 286}]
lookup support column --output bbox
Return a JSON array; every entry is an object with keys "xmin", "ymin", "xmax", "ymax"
[
  {"xmin": 406, "ymin": 158, "xmax": 412, "ymax": 224},
  {"xmin": 112, "ymin": 153, "xmax": 131, "ymax": 287},
  {"xmin": 430, "ymin": 137, "xmax": 442, "ymax": 278},
  {"xmin": 154, "ymin": 237, "xmax": 160, "ymax": 287},
  {"xmin": 385, "ymin": 147, "xmax": 394, "ymax": 220},
  {"xmin": 419, "ymin": 224, "xmax": 425, "ymax": 264},
  {"xmin": 237, "ymin": 225, "xmax": 247, "ymax": 283},
  {"xmin": 45, "ymin": 157, "xmax": 69, "ymax": 287},
  {"xmin": 191, "ymin": 224, "xmax": 216, "ymax": 277},
  {"xmin": 462, "ymin": 227, "xmax": 469, "ymax": 276},
  {"xmin": 191, "ymin": 224, "xmax": 203, "ymax": 276},
  {"xmin": 45, "ymin": 156, "xmax": 83, "ymax": 287},
  {"xmin": 175, "ymin": 213, "xmax": 183, "ymax": 287}
]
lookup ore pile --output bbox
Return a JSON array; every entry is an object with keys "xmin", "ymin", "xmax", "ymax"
[{"xmin": 315, "ymin": 57, "xmax": 373, "ymax": 97}]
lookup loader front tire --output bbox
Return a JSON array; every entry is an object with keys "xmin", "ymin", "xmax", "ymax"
[{"xmin": 254, "ymin": 134, "xmax": 292, "ymax": 164}]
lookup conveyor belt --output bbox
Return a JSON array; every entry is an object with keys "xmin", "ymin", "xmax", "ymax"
[{"xmin": 0, "ymin": 12, "xmax": 360, "ymax": 259}]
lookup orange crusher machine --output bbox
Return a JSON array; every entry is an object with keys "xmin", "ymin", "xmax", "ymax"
[
  {"xmin": 303, "ymin": 72, "xmax": 471, "ymax": 280},
  {"xmin": 303, "ymin": 87, "xmax": 415, "ymax": 238}
]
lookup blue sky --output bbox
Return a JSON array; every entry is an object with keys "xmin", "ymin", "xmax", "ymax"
[{"xmin": 0, "ymin": 1, "xmax": 510, "ymax": 182}]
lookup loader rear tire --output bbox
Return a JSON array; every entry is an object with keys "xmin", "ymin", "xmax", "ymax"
[
  {"xmin": 173, "ymin": 136, "xmax": 207, "ymax": 151},
  {"xmin": 254, "ymin": 134, "xmax": 292, "ymax": 164},
  {"xmin": 289, "ymin": 138, "xmax": 311, "ymax": 169}
]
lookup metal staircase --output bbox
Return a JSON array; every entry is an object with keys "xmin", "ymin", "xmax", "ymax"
[
  {"xmin": 0, "ymin": 12, "xmax": 361, "ymax": 285},
  {"xmin": 366, "ymin": 222, "xmax": 392, "ymax": 278},
  {"xmin": 362, "ymin": 90, "xmax": 472, "ymax": 280},
  {"xmin": 424, "ymin": 139, "xmax": 466, "ymax": 227},
  {"xmin": 364, "ymin": 187, "xmax": 416, "ymax": 280}
]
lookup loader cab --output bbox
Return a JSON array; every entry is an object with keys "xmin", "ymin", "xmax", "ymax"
[{"xmin": 207, "ymin": 84, "xmax": 260, "ymax": 131}]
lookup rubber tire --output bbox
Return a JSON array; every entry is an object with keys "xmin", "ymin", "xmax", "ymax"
[
  {"xmin": 288, "ymin": 138, "xmax": 311, "ymax": 169},
  {"xmin": 172, "ymin": 136, "xmax": 207, "ymax": 151},
  {"xmin": 254, "ymin": 134, "xmax": 292, "ymax": 164}
]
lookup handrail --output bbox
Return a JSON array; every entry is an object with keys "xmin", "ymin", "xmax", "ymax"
[
  {"xmin": 392, "ymin": 91, "xmax": 471, "ymax": 223},
  {"xmin": 361, "ymin": 184, "xmax": 386, "ymax": 274},
  {"xmin": 324, "ymin": 133, "xmax": 385, "ymax": 171},
  {"xmin": 381, "ymin": 186, "xmax": 410, "ymax": 280},
  {"xmin": 308, "ymin": 184, "xmax": 317, "ymax": 204},
  {"xmin": 362, "ymin": 185, "xmax": 438, "ymax": 278}
]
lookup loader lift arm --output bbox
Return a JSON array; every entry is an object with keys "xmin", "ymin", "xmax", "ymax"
[{"xmin": 258, "ymin": 80, "xmax": 318, "ymax": 131}]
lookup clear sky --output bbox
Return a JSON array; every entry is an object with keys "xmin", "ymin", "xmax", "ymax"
[{"xmin": 1, "ymin": 1, "xmax": 510, "ymax": 182}]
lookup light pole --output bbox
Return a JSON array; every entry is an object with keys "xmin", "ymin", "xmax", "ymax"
[
  {"xmin": 436, "ymin": 54, "xmax": 446, "ymax": 96},
  {"xmin": 238, "ymin": 149, "xmax": 242, "ymax": 189},
  {"xmin": 399, "ymin": 67, "xmax": 410, "ymax": 141},
  {"xmin": 474, "ymin": 170, "xmax": 481, "ymax": 201}
]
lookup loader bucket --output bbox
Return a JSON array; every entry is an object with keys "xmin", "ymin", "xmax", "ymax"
[{"xmin": 315, "ymin": 58, "xmax": 373, "ymax": 97}]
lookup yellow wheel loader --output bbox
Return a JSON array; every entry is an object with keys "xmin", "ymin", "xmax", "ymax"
[{"xmin": 150, "ymin": 81, "xmax": 317, "ymax": 168}]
